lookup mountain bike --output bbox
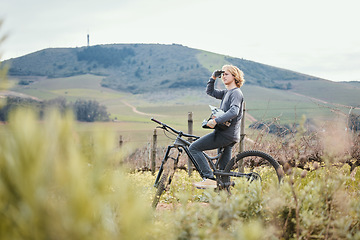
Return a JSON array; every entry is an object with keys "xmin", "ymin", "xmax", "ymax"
[{"xmin": 151, "ymin": 118, "xmax": 284, "ymax": 208}]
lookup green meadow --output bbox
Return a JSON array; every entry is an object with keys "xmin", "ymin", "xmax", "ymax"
[{"xmin": 7, "ymin": 73, "xmax": 359, "ymax": 147}]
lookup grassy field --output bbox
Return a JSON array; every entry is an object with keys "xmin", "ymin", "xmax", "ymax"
[
  {"xmin": 289, "ymin": 79, "xmax": 360, "ymax": 106},
  {"xmin": 7, "ymin": 74, "xmax": 359, "ymax": 132},
  {"xmin": 242, "ymin": 85, "xmax": 339, "ymax": 122},
  {"xmin": 195, "ymin": 50, "xmax": 230, "ymax": 72}
]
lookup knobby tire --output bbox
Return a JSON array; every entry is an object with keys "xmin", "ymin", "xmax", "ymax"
[
  {"xmin": 224, "ymin": 150, "xmax": 283, "ymax": 184},
  {"xmin": 152, "ymin": 171, "xmax": 169, "ymax": 209},
  {"xmin": 152, "ymin": 158, "xmax": 177, "ymax": 209}
]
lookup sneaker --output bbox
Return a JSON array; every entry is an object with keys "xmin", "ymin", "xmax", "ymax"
[{"xmin": 193, "ymin": 178, "xmax": 217, "ymax": 189}]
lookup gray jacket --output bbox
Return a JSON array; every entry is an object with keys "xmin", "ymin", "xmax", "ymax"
[{"xmin": 206, "ymin": 78, "xmax": 244, "ymax": 142}]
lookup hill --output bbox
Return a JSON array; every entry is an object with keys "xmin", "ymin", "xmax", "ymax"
[
  {"xmin": 5, "ymin": 43, "xmax": 322, "ymax": 94},
  {"xmin": 2, "ymin": 44, "xmax": 360, "ymax": 128}
]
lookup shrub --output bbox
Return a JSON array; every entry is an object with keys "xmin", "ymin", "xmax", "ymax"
[{"xmin": 0, "ymin": 109, "xmax": 153, "ymax": 239}]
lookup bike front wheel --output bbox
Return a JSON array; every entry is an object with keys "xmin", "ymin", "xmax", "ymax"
[
  {"xmin": 152, "ymin": 159, "xmax": 176, "ymax": 209},
  {"xmin": 223, "ymin": 150, "xmax": 284, "ymax": 186}
]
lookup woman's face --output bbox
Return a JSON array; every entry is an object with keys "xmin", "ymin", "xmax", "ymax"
[{"xmin": 221, "ymin": 69, "xmax": 235, "ymax": 86}]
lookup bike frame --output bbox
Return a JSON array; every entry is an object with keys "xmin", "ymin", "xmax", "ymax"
[{"xmin": 152, "ymin": 118, "xmax": 254, "ymax": 188}]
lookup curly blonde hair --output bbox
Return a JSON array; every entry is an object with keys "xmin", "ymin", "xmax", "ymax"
[{"xmin": 222, "ymin": 65, "xmax": 245, "ymax": 88}]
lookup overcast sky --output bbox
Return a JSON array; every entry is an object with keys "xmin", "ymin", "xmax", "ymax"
[{"xmin": 1, "ymin": 0, "xmax": 360, "ymax": 82}]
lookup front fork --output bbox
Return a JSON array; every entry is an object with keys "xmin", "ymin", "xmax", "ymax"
[{"xmin": 154, "ymin": 145, "xmax": 181, "ymax": 188}]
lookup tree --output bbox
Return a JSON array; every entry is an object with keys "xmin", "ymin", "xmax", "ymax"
[
  {"xmin": 0, "ymin": 97, "xmax": 41, "ymax": 121},
  {"xmin": 0, "ymin": 97, "xmax": 110, "ymax": 122},
  {"xmin": 73, "ymin": 99, "xmax": 109, "ymax": 122},
  {"xmin": 349, "ymin": 113, "xmax": 360, "ymax": 131},
  {"xmin": 43, "ymin": 97, "xmax": 68, "ymax": 114},
  {"xmin": 76, "ymin": 46, "xmax": 135, "ymax": 68}
]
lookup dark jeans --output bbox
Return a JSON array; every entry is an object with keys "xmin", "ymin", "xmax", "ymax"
[{"xmin": 189, "ymin": 131, "xmax": 235, "ymax": 179}]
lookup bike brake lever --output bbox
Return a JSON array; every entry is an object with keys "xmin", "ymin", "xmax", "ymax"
[{"xmin": 156, "ymin": 126, "xmax": 167, "ymax": 131}]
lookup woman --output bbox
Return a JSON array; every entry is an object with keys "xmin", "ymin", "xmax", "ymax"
[{"xmin": 190, "ymin": 65, "xmax": 245, "ymax": 189}]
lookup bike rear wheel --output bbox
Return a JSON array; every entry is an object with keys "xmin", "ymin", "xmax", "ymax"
[{"xmin": 223, "ymin": 150, "xmax": 284, "ymax": 186}]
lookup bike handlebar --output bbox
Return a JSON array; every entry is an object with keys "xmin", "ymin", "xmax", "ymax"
[
  {"xmin": 151, "ymin": 118, "xmax": 200, "ymax": 139},
  {"xmin": 151, "ymin": 118, "xmax": 163, "ymax": 125}
]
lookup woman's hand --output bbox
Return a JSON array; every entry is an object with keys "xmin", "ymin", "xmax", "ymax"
[
  {"xmin": 207, "ymin": 119, "xmax": 217, "ymax": 128},
  {"xmin": 212, "ymin": 70, "xmax": 224, "ymax": 79}
]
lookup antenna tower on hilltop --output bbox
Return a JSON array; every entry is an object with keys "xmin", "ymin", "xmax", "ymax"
[{"xmin": 87, "ymin": 33, "xmax": 90, "ymax": 47}]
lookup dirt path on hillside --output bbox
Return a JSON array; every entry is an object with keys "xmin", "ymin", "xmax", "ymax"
[
  {"xmin": 121, "ymin": 100, "xmax": 166, "ymax": 117},
  {"xmin": 290, "ymin": 91, "xmax": 329, "ymax": 104},
  {"xmin": 121, "ymin": 100, "xmax": 258, "ymax": 125},
  {"xmin": 290, "ymin": 91, "xmax": 360, "ymax": 111},
  {"xmin": 121, "ymin": 101, "xmax": 151, "ymax": 116},
  {"xmin": 0, "ymin": 90, "xmax": 41, "ymax": 101}
]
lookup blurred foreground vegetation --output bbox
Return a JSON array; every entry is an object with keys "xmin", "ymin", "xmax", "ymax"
[
  {"xmin": 0, "ymin": 109, "xmax": 152, "ymax": 239},
  {"xmin": 0, "ymin": 108, "xmax": 360, "ymax": 239}
]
